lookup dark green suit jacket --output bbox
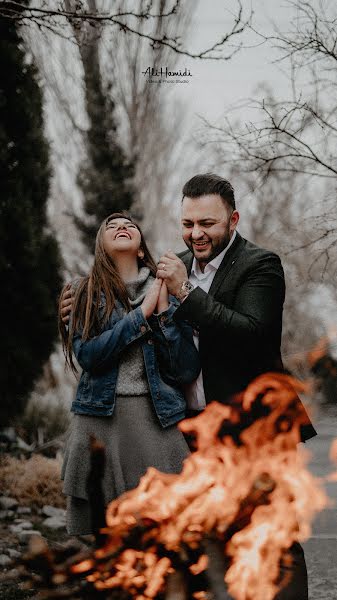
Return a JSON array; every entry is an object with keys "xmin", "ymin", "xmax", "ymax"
[{"xmin": 174, "ymin": 232, "xmax": 316, "ymax": 441}]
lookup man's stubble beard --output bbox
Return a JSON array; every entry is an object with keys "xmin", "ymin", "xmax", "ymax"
[{"xmin": 186, "ymin": 228, "xmax": 232, "ymax": 266}]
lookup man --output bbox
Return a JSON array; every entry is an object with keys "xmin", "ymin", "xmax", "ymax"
[
  {"xmin": 156, "ymin": 173, "xmax": 314, "ymax": 600},
  {"xmin": 157, "ymin": 173, "xmax": 285, "ymax": 410},
  {"xmin": 158, "ymin": 176, "xmax": 314, "ymax": 421}
]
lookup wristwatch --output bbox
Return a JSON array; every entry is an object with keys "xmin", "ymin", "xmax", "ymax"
[{"xmin": 178, "ymin": 280, "xmax": 194, "ymax": 301}]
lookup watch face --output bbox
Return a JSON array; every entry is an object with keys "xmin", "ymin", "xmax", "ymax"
[{"xmin": 182, "ymin": 281, "xmax": 194, "ymax": 293}]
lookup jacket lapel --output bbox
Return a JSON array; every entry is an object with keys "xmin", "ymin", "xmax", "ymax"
[
  {"xmin": 209, "ymin": 232, "xmax": 245, "ymax": 297},
  {"xmin": 178, "ymin": 232, "xmax": 245, "ymax": 294}
]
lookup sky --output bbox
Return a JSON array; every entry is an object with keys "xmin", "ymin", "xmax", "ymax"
[{"xmin": 171, "ymin": 0, "xmax": 298, "ymax": 122}]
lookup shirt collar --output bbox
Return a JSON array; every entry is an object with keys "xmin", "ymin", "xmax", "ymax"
[{"xmin": 191, "ymin": 230, "xmax": 237, "ymax": 277}]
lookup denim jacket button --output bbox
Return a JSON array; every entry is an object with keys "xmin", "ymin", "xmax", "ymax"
[
  {"xmin": 140, "ymin": 325, "xmax": 147, "ymax": 333},
  {"xmin": 160, "ymin": 316, "xmax": 166, "ymax": 324},
  {"xmin": 148, "ymin": 339, "xmax": 153, "ymax": 345}
]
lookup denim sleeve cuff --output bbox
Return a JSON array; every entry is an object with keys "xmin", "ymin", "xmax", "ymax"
[
  {"xmin": 153, "ymin": 302, "xmax": 177, "ymax": 322},
  {"xmin": 130, "ymin": 306, "xmax": 152, "ymax": 335}
]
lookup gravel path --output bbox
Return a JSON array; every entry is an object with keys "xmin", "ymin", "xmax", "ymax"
[{"xmin": 305, "ymin": 403, "xmax": 337, "ymax": 599}]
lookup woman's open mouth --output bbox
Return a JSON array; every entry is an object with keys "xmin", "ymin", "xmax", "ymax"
[{"xmin": 115, "ymin": 232, "xmax": 131, "ymax": 239}]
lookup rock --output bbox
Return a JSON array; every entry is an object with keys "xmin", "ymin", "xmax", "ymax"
[
  {"xmin": 0, "ymin": 427, "xmax": 17, "ymax": 444},
  {"xmin": 0, "ymin": 554, "xmax": 12, "ymax": 567},
  {"xmin": 9, "ymin": 524, "xmax": 24, "ymax": 535},
  {"xmin": 0, "ymin": 496, "xmax": 18, "ymax": 510},
  {"xmin": 13, "ymin": 520, "xmax": 34, "ymax": 529},
  {"xmin": 6, "ymin": 568, "xmax": 20, "ymax": 579},
  {"xmin": 42, "ymin": 505, "xmax": 66, "ymax": 519},
  {"xmin": 16, "ymin": 436, "xmax": 34, "ymax": 451},
  {"xmin": 7, "ymin": 548, "xmax": 21, "ymax": 559},
  {"xmin": 17, "ymin": 530, "xmax": 42, "ymax": 543},
  {"xmin": 6, "ymin": 510, "xmax": 15, "ymax": 518},
  {"xmin": 17, "ymin": 506, "xmax": 32, "ymax": 515},
  {"xmin": 0, "ymin": 510, "xmax": 9, "ymax": 519},
  {"xmin": 42, "ymin": 516, "xmax": 66, "ymax": 530}
]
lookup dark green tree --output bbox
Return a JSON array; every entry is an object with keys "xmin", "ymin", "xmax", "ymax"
[
  {"xmin": 71, "ymin": 3, "xmax": 134, "ymax": 252},
  {"xmin": 0, "ymin": 6, "xmax": 63, "ymax": 427}
]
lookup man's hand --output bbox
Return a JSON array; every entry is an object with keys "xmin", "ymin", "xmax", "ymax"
[
  {"xmin": 157, "ymin": 250, "xmax": 188, "ymax": 298},
  {"xmin": 60, "ymin": 284, "xmax": 73, "ymax": 324}
]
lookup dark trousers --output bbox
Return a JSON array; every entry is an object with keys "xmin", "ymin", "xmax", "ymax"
[{"xmin": 274, "ymin": 542, "xmax": 308, "ymax": 600}]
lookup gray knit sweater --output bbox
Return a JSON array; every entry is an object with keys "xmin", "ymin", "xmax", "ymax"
[{"xmin": 116, "ymin": 267, "xmax": 153, "ymax": 396}]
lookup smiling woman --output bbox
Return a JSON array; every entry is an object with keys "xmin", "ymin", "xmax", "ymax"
[{"xmin": 58, "ymin": 212, "xmax": 200, "ymax": 537}]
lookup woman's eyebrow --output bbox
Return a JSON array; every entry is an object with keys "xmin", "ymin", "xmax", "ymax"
[{"xmin": 106, "ymin": 219, "xmax": 132, "ymax": 226}]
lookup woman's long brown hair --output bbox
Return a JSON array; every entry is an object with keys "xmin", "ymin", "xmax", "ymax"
[{"xmin": 58, "ymin": 213, "xmax": 157, "ymax": 374}]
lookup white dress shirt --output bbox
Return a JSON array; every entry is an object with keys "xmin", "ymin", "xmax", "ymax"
[{"xmin": 185, "ymin": 230, "xmax": 237, "ymax": 410}]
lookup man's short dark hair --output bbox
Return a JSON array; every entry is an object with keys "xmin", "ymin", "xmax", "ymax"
[{"xmin": 182, "ymin": 173, "xmax": 236, "ymax": 210}]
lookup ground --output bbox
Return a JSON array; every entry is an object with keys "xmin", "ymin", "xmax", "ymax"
[{"xmin": 304, "ymin": 402, "xmax": 337, "ymax": 599}]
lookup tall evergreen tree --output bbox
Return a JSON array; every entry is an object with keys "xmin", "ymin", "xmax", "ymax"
[
  {"xmin": 71, "ymin": 5, "xmax": 134, "ymax": 252},
  {"xmin": 0, "ymin": 6, "xmax": 63, "ymax": 427}
]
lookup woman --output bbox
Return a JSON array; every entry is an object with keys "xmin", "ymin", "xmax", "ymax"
[{"xmin": 59, "ymin": 212, "xmax": 200, "ymax": 536}]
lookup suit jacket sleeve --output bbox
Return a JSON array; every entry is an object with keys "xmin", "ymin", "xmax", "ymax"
[{"xmin": 174, "ymin": 252, "xmax": 285, "ymax": 344}]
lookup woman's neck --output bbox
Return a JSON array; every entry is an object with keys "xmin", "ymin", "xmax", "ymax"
[{"xmin": 114, "ymin": 254, "xmax": 139, "ymax": 283}]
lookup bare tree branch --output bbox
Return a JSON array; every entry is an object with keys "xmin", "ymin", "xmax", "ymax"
[
  {"xmin": 198, "ymin": 0, "xmax": 337, "ymax": 359},
  {"xmin": 0, "ymin": 0, "xmax": 252, "ymax": 60}
]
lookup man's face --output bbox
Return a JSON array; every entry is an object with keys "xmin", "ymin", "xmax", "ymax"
[{"xmin": 181, "ymin": 194, "xmax": 239, "ymax": 266}]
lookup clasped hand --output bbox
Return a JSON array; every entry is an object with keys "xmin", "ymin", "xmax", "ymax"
[
  {"xmin": 141, "ymin": 278, "xmax": 169, "ymax": 319},
  {"xmin": 141, "ymin": 250, "xmax": 188, "ymax": 319}
]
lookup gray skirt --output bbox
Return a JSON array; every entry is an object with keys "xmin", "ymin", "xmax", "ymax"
[{"xmin": 61, "ymin": 395, "xmax": 190, "ymax": 535}]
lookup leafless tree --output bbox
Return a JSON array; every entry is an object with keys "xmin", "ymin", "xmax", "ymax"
[
  {"xmin": 200, "ymin": 0, "xmax": 337, "ymax": 283},
  {"xmin": 208, "ymin": 1, "xmax": 337, "ymax": 179}
]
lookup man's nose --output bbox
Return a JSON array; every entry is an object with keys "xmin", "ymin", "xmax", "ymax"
[
  {"xmin": 117, "ymin": 224, "xmax": 127, "ymax": 230},
  {"xmin": 191, "ymin": 226, "xmax": 204, "ymax": 239}
]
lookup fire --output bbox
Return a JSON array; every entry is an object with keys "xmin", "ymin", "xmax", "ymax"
[
  {"xmin": 71, "ymin": 558, "xmax": 95, "ymax": 573},
  {"xmin": 13, "ymin": 371, "xmax": 333, "ymax": 599},
  {"xmin": 78, "ymin": 372, "xmax": 325, "ymax": 599}
]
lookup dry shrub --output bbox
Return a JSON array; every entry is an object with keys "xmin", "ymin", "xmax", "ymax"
[{"xmin": 0, "ymin": 454, "xmax": 65, "ymax": 508}]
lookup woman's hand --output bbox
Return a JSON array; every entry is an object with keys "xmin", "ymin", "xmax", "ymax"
[
  {"xmin": 60, "ymin": 284, "xmax": 73, "ymax": 324},
  {"xmin": 156, "ymin": 280, "xmax": 169, "ymax": 314},
  {"xmin": 141, "ymin": 278, "xmax": 162, "ymax": 319}
]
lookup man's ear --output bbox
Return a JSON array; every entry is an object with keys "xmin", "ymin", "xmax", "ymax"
[
  {"xmin": 230, "ymin": 210, "xmax": 240, "ymax": 232},
  {"xmin": 138, "ymin": 248, "xmax": 145, "ymax": 259}
]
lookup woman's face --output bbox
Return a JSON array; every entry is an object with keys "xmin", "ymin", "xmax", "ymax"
[{"xmin": 102, "ymin": 217, "xmax": 142, "ymax": 258}]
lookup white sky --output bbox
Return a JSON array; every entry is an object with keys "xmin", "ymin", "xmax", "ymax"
[{"xmin": 171, "ymin": 0, "xmax": 301, "ymax": 122}]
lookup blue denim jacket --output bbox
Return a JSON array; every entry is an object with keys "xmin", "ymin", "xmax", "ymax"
[{"xmin": 71, "ymin": 297, "xmax": 200, "ymax": 427}]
